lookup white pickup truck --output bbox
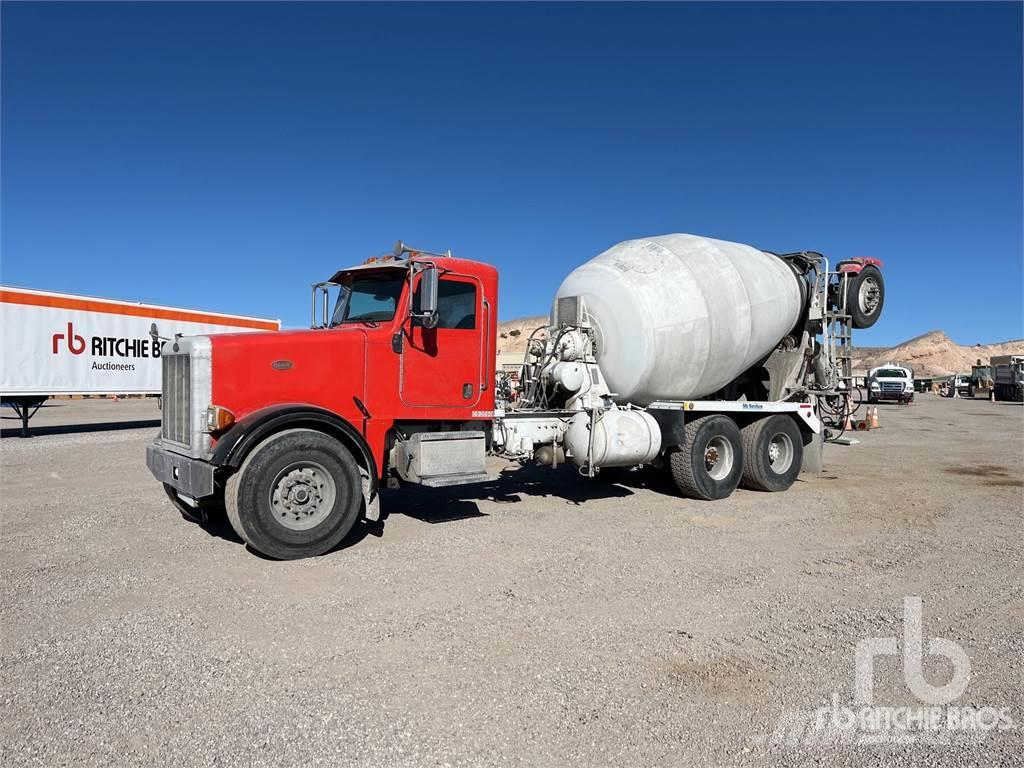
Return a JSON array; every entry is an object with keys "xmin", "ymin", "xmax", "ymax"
[{"xmin": 867, "ymin": 363, "xmax": 914, "ymax": 404}]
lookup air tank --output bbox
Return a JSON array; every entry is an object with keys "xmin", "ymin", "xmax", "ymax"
[{"xmin": 554, "ymin": 234, "xmax": 804, "ymax": 405}]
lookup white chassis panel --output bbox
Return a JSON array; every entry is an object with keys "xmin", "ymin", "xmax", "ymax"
[{"xmin": 648, "ymin": 399, "xmax": 822, "ymax": 434}]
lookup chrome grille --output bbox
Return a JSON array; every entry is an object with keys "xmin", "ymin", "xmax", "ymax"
[
  {"xmin": 161, "ymin": 353, "xmax": 191, "ymax": 446},
  {"xmin": 880, "ymin": 381, "xmax": 903, "ymax": 394}
]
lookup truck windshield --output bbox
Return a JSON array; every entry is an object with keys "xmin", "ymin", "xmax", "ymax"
[
  {"xmin": 874, "ymin": 369, "xmax": 908, "ymax": 378},
  {"xmin": 331, "ymin": 272, "xmax": 406, "ymax": 325}
]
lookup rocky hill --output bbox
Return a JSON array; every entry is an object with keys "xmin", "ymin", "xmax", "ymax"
[
  {"xmin": 497, "ymin": 316, "xmax": 548, "ymax": 357},
  {"xmin": 498, "ymin": 318, "xmax": 1022, "ymax": 377},
  {"xmin": 851, "ymin": 330, "xmax": 1023, "ymax": 377}
]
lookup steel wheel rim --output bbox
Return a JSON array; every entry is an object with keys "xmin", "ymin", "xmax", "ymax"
[
  {"xmin": 858, "ymin": 276, "xmax": 880, "ymax": 314},
  {"xmin": 767, "ymin": 432, "xmax": 794, "ymax": 474},
  {"xmin": 704, "ymin": 435, "xmax": 734, "ymax": 481},
  {"xmin": 270, "ymin": 460, "xmax": 336, "ymax": 531}
]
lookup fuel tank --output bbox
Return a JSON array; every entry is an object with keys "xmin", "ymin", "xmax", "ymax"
[{"xmin": 555, "ymin": 234, "xmax": 804, "ymax": 404}]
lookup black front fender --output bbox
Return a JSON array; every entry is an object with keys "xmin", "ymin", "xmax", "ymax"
[{"xmin": 211, "ymin": 404, "xmax": 378, "ymax": 494}]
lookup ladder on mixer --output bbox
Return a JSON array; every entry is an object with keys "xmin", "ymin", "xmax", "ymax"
[
  {"xmin": 794, "ymin": 253, "xmax": 856, "ymax": 392},
  {"xmin": 813, "ymin": 262, "xmax": 854, "ymax": 389},
  {"xmin": 828, "ymin": 311, "xmax": 854, "ymax": 387}
]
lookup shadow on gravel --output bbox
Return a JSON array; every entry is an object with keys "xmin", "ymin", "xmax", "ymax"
[
  {"xmin": 178, "ymin": 511, "xmax": 389, "ymax": 560},
  {"xmin": 177, "ymin": 463, "xmax": 650, "ymax": 559},
  {"xmin": 384, "ymin": 462, "xmax": 641, "ymax": 526},
  {"xmin": 0, "ymin": 419, "xmax": 160, "ymax": 438}
]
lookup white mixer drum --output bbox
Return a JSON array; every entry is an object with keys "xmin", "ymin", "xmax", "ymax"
[{"xmin": 555, "ymin": 234, "xmax": 804, "ymax": 404}]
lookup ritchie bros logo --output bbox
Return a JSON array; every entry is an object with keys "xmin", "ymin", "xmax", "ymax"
[{"xmin": 51, "ymin": 321, "xmax": 162, "ymax": 371}]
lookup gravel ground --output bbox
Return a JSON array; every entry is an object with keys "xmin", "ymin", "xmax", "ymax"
[{"xmin": 1, "ymin": 395, "xmax": 1021, "ymax": 766}]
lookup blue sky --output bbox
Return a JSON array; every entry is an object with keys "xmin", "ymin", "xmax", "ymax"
[{"xmin": 2, "ymin": 1, "xmax": 1021, "ymax": 346}]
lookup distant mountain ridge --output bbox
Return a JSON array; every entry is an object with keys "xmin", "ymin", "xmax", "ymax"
[
  {"xmin": 497, "ymin": 318, "xmax": 1023, "ymax": 377},
  {"xmin": 851, "ymin": 329, "xmax": 1023, "ymax": 377},
  {"xmin": 496, "ymin": 316, "xmax": 548, "ymax": 357}
]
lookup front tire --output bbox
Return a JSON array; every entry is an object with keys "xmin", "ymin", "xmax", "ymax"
[
  {"xmin": 225, "ymin": 429, "xmax": 363, "ymax": 560},
  {"xmin": 669, "ymin": 415, "xmax": 744, "ymax": 500},
  {"xmin": 740, "ymin": 415, "xmax": 803, "ymax": 492}
]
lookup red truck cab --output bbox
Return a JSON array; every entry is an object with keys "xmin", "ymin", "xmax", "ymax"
[{"xmin": 147, "ymin": 246, "xmax": 499, "ymax": 559}]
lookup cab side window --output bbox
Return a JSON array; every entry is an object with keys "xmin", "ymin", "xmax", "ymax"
[
  {"xmin": 437, "ymin": 280, "xmax": 477, "ymax": 329},
  {"xmin": 416, "ymin": 277, "xmax": 477, "ymax": 329}
]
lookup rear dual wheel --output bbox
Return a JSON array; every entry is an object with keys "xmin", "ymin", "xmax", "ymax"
[
  {"xmin": 739, "ymin": 414, "xmax": 803, "ymax": 492},
  {"xmin": 669, "ymin": 415, "xmax": 744, "ymax": 500},
  {"xmin": 668, "ymin": 413, "xmax": 804, "ymax": 499}
]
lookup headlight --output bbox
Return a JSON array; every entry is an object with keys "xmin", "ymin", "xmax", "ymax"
[
  {"xmin": 905, "ymin": 382, "xmax": 914, "ymax": 391},
  {"xmin": 870, "ymin": 382, "xmax": 880, "ymax": 390},
  {"xmin": 206, "ymin": 405, "xmax": 236, "ymax": 432}
]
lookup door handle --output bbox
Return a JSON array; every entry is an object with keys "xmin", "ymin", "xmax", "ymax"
[{"xmin": 463, "ymin": 383, "xmax": 473, "ymax": 399}]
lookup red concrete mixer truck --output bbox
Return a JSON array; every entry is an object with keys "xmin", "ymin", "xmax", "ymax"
[{"xmin": 147, "ymin": 234, "xmax": 885, "ymax": 559}]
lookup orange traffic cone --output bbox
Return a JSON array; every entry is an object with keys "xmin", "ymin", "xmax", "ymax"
[
  {"xmin": 855, "ymin": 406, "xmax": 869, "ymax": 431},
  {"xmin": 869, "ymin": 405, "xmax": 880, "ymax": 429},
  {"xmin": 844, "ymin": 412, "xmax": 855, "ymax": 431}
]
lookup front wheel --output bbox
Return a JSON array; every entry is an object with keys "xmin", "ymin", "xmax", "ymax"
[
  {"xmin": 669, "ymin": 415, "xmax": 744, "ymax": 500},
  {"xmin": 739, "ymin": 415, "xmax": 803, "ymax": 492},
  {"xmin": 225, "ymin": 429, "xmax": 363, "ymax": 560}
]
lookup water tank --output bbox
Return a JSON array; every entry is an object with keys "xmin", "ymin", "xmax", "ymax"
[{"xmin": 554, "ymin": 234, "xmax": 804, "ymax": 404}]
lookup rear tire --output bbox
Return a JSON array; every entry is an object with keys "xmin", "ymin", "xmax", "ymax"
[
  {"xmin": 847, "ymin": 265, "xmax": 884, "ymax": 329},
  {"xmin": 669, "ymin": 415, "xmax": 743, "ymax": 500},
  {"xmin": 225, "ymin": 429, "xmax": 363, "ymax": 560},
  {"xmin": 740, "ymin": 415, "xmax": 803, "ymax": 492}
]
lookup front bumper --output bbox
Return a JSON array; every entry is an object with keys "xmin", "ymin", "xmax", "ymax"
[
  {"xmin": 873, "ymin": 389, "xmax": 912, "ymax": 400},
  {"xmin": 146, "ymin": 441, "xmax": 215, "ymax": 499}
]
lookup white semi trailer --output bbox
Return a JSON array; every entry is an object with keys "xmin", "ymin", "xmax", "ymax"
[
  {"xmin": 495, "ymin": 234, "xmax": 885, "ymax": 499},
  {"xmin": 0, "ymin": 286, "xmax": 279, "ymax": 435}
]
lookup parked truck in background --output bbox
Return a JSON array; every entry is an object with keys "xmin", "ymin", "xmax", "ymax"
[
  {"xmin": 991, "ymin": 355, "xmax": 1024, "ymax": 402},
  {"xmin": 146, "ymin": 234, "xmax": 886, "ymax": 559},
  {"xmin": 866, "ymin": 363, "xmax": 914, "ymax": 404},
  {"xmin": 941, "ymin": 373, "xmax": 972, "ymax": 399},
  {"xmin": 968, "ymin": 361, "xmax": 993, "ymax": 399}
]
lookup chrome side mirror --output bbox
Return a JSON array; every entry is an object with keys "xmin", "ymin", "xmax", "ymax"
[
  {"xmin": 415, "ymin": 265, "xmax": 439, "ymax": 329},
  {"xmin": 311, "ymin": 282, "xmax": 333, "ymax": 328}
]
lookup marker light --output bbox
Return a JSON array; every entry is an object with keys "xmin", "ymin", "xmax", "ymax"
[{"xmin": 205, "ymin": 405, "xmax": 236, "ymax": 432}]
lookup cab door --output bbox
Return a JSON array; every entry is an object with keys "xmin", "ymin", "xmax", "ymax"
[{"xmin": 400, "ymin": 273, "xmax": 485, "ymax": 408}]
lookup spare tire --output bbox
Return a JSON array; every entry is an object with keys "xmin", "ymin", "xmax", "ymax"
[{"xmin": 848, "ymin": 265, "xmax": 884, "ymax": 329}]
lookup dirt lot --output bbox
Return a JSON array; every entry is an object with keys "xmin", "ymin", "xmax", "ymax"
[{"xmin": 1, "ymin": 395, "xmax": 1021, "ymax": 766}]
